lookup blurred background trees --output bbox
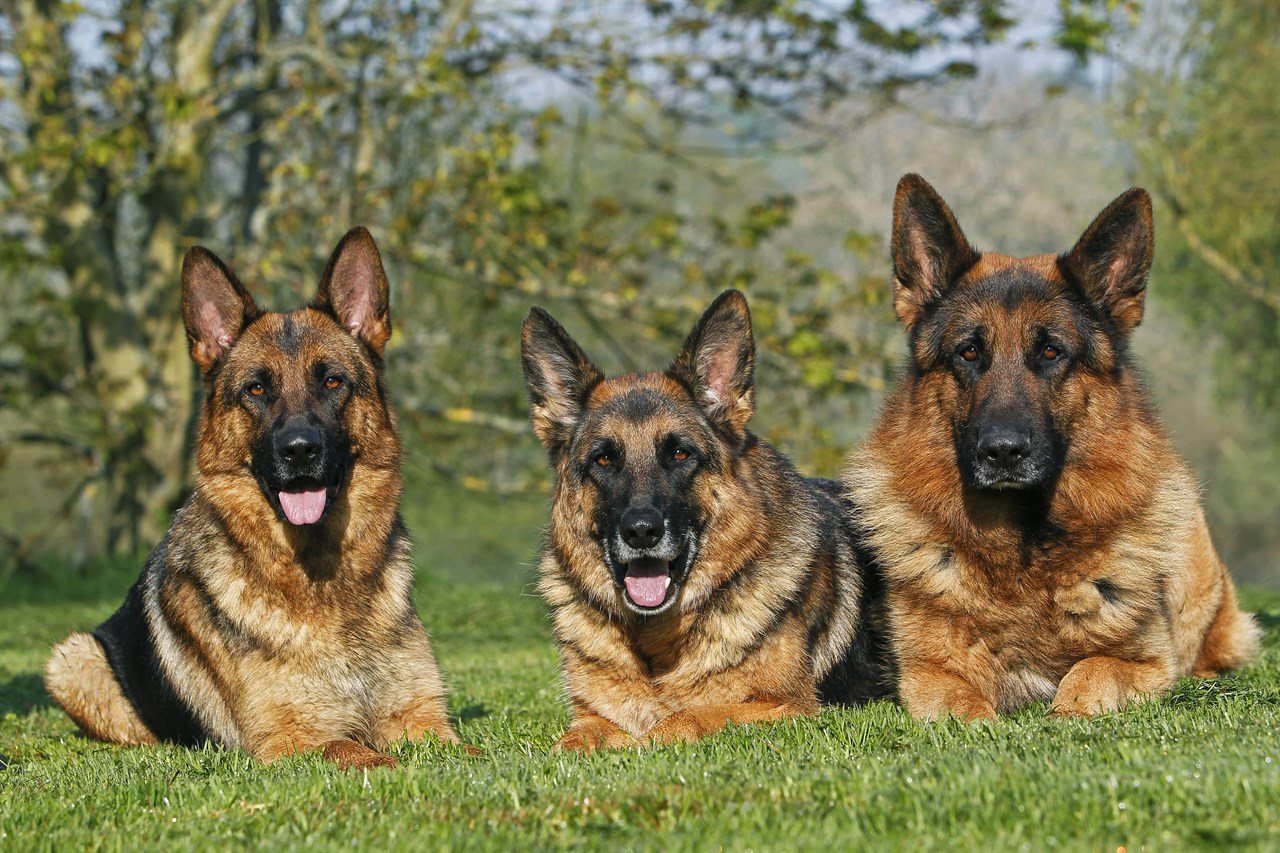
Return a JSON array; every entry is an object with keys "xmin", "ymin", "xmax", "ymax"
[
  {"xmin": 1117, "ymin": 0, "xmax": 1280, "ymax": 582},
  {"xmin": 0, "ymin": 0, "xmax": 1275, "ymax": 586}
]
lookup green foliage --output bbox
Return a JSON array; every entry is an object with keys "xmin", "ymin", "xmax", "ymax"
[
  {"xmin": 1115, "ymin": 0, "xmax": 1280, "ymax": 583},
  {"xmin": 1, "ymin": 547, "xmax": 1278, "ymax": 850},
  {"xmin": 0, "ymin": 0, "xmax": 1124, "ymax": 564},
  {"xmin": 1123, "ymin": 0, "xmax": 1280, "ymax": 411},
  {"xmin": 1055, "ymin": 0, "xmax": 1133, "ymax": 62}
]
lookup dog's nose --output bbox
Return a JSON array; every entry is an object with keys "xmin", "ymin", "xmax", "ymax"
[
  {"xmin": 977, "ymin": 426, "xmax": 1031, "ymax": 468},
  {"xmin": 275, "ymin": 426, "xmax": 322, "ymax": 467},
  {"xmin": 621, "ymin": 507, "xmax": 664, "ymax": 550}
]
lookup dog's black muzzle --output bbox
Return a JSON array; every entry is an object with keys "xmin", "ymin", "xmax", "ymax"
[
  {"xmin": 962, "ymin": 419, "xmax": 1055, "ymax": 491},
  {"xmin": 603, "ymin": 505, "xmax": 695, "ymax": 616},
  {"xmin": 254, "ymin": 416, "xmax": 349, "ymax": 525}
]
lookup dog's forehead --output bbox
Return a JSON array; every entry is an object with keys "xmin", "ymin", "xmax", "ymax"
[
  {"xmin": 227, "ymin": 308, "xmax": 365, "ymax": 370},
  {"xmin": 949, "ymin": 255, "xmax": 1083, "ymax": 335},
  {"xmin": 961, "ymin": 252, "xmax": 1061, "ymax": 283},
  {"xmin": 582, "ymin": 373, "xmax": 703, "ymax": 438}
]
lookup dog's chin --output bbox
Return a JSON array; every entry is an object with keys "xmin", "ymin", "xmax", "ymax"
[
  {"xmin": 978, "ymin": 477, "xmax": 1033, "ymax": 491},
  {"xmin": 969, "ymin": 468, "xmax": 1047, "ymax": 493}
]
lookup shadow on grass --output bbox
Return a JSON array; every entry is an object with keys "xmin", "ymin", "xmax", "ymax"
[
  {"xmin": 456, "ymin": 703, "xmax": 489, "ymax": 724},
  {"xmin": 1253, "ymin": 608, "xmax": 1280, "ymax": 652},
  {"xmin": 0, "ymin": 672, "xmax": 52, "ymax": 716}
]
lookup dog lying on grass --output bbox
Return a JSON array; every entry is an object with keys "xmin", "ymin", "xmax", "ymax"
[
  {"xmin": 845, "ymin": 174, "xmax": 1260, "ymax": 720},
  {"xmin": 523, "ymin": 290, "xmax": 889, "ymax": 750},
  {"xmin": 45, "ymin": 228, "xmax": 467, "ymax": 768}
]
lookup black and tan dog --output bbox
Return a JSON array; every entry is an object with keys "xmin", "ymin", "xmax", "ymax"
[
  {"xmin": 522, "ymin": 290, "xmax": 888, "ymax": 751},
  {"xmin": 845, "ymin": 174, "xmax": 1260, "ymax": 721},
  {"xmin": 44, "ymin": 228, "xmax": 463, "ymax": 768}
]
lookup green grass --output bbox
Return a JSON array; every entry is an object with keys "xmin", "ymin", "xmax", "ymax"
[{"xmin": 2, "ymin": 489, "xmax": 1278, "ymax": 851}]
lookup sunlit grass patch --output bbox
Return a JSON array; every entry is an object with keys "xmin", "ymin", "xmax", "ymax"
[{"xmin": 2, "ymin": 558, "xmax": 1276, "ymax": 851}]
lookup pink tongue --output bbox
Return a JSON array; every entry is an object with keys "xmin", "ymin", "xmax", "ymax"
[
  {"xmin": 624, "ymin": 558, "xmax": 671, "ymax": 608},
  {"xmin": 278, "ymin": 488, "xmax": 327, "ymax": 525}
]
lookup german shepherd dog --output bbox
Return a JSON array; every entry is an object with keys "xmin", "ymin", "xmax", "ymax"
[
  {"xmin": 845, "ymin": 174, "xmax": 1260, "ymax": 721},
  {"xmin": 44, "ymin": 228, "xmax": 463, "ymax": 768},
  {"xmin": 522, "ymin": 290, "xmax": 888, "ymax": 751}
]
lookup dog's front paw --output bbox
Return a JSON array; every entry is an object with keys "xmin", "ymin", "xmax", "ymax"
[
  {"xmin": 899, "ymin": 666, "xmax": 997, "ymax": 722},
  {"xmin": 906, "ymin": 694, "xmax": 998, "ymax": 722},
  {"xmin": 934, "ymin": 697, "xmax": 998, "ymax": 723},
  {"xmin": 322, "ymin": 739, "xmax": 399, "ymax": 770},
  {"xmin": 1050, "ymin": 656, "xmax": 1160, "ymax": 718},
  {"xmin": 554, "ymin": 717, "xmax": 637, "ymax": 753},
  {"xmin": 644, "ymin": 711, "xmax": 708, "ymax": 745}
]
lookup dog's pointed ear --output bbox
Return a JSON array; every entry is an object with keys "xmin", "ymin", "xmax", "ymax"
[
  {"xmin": 669, "ymin": 289, "xmax": 755, "ymax": 435},
  {"xmin": 315, "ymin": 226, "xmax": 391, "ymax": 356},
  {"xmin": 521, "ymin": 307, "xmax": 604, "ymax": 453},
  {"xmin": 1060, "ymin": 187, "xmax": 1153, "ymax": 337},
  {"xmin": 891, "ymin": 174, "xmax": 980, "ymax": 330},
  {"xmin": 181, "ymin": 246, "xmax": 259, "ymax": 375}
]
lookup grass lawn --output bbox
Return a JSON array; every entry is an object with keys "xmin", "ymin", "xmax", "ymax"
[{"xmin": 1, "ymin": 487, "xmax": 1277, "ymax": 850}]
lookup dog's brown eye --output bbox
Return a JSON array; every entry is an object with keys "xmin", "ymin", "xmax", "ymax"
[
  {"xmin": 324, "ymin": 376, "xmax": 342, "ymax": 390},
  {"xmin": 673, "ymin": 448, "xmax": 689, "ymax": 462},
  {"xmin": 960, "ymin": 345, "xmax": 979, "ymax": 362},
  {"xmin": 248, "ymin": 383, "xmax": 265, "ymax": 397},
  {"xmin": 1042, "ymin": 344, "xmax": 1061, "ymax": 361},
  {"xmin": 595, "ymin": 454, "xmax": 612, "ymax": 468}
]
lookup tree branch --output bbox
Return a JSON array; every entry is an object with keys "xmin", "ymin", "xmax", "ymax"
[{"xmin": 1172, "ymin": 216, "xmax": 1279, "ymax": 314}]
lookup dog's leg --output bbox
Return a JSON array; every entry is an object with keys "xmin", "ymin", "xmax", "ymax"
[
  {"xmin": 44, "ymin": 632, "xmax": 158, "ymax": 745},
  {"xmin": 373, "ymin": 628, "xmax": 476, "ymax": 753},
  {"xmin": 1050, "ymin": 655, "xmax": 1174, "ymax": 717},
  {"xmin": 555, "ymin": 713, "xmax": 639, "ymax": 752},
  {"xmin": 899, "ymin": 662, "xmax": 997, "ymax": 721},
  {"xmin": 375, "ymin": 699, "xmax": 464, "ymax": 749},
  {"xmin": 1191, "ymin": 576, "xmax": 1261, "ymax": 678},
  {"xmin": 249, "ymin": 709, "xmax": 397, "ymax": 768},
  {"xmin": 644, "ymin": 700, "xmax": 812, "ymax": 745},
  {"xmin": 375, "ymin": 696, "xmax": 480, "ymax": 756}
]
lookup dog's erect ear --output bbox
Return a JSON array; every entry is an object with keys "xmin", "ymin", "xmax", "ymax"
[
  {"xmin": 891, "ymin": 174, "xmax": 980, "ymax": 330},
  {"xmin": 1060, "ymin": 188, "xmax": 1153, "ymax": 338},
  {"xmin": 315, "ymin": 226, "xmax": 392, "ymax": 356},
  {"xmin": 181, "ymin": 247, "xmax": 259, "ymax": 375},
  {"xmin": 521, "ymin": 307, "xmax": 604, "ymax": 454},
  {"xmin": 669, "ymin": 289, "xmax": 755, "ymax": 435}
]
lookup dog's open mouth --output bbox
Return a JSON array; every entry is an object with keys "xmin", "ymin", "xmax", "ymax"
[
  {"xmin": 623, "ymin": 557, "xmax": 673, "ymax": 609},
  {"xmin": 262, "ymin": 475, "xmax": 344, "ymax": 527},
  {"xmin": 608, "ymin": 544, "xmax": 693, "ymax": 615},
  {"xmin": 278, "ymin": 486, "xmax": 328, "ymax": 525}
]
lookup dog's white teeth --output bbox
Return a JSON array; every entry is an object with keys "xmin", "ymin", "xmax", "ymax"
[{"xmin": 664, "ymin": 576, "xmax": 671, "ymax": 590}]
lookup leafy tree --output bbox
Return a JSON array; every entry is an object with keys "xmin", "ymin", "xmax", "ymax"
[
  {"xmin": 0, "ymin": 0, "xmax": 1118, "ymax": 565},
  {"xmin": 1120, "ymin": 0, "xmax": 1279, "ymax": 410},
  {"xmin": 1114, "ymin": 0, "xmax": 1279, "ymax": 579}
]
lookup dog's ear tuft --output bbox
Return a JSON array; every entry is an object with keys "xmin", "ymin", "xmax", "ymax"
[
  {"xmin": 181, "ymin": 246, "xmax": 259, "ymax": 375},
  {"xmin": 315, "ymin": 226, "xmax": 392, "ymax": 355},
  {"xmin": 1060, "ymin": 188, "xmax": 1153, "ymax": 338},
  {"xmin": 669, "ymin": 289, "xmax": 755, "ymax": 435},
  {"xmin": 521, "ymin": 308, "xmax": 604, "ymax": 455},
  {"xmin": 891, "ymin": 174, "xmax": 980, "ymax": 330}
]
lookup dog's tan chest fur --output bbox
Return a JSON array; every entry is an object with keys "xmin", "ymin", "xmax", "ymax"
[{"xmin": 546, "ymin": 560, "xmax": 817, "ymax": 737}]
